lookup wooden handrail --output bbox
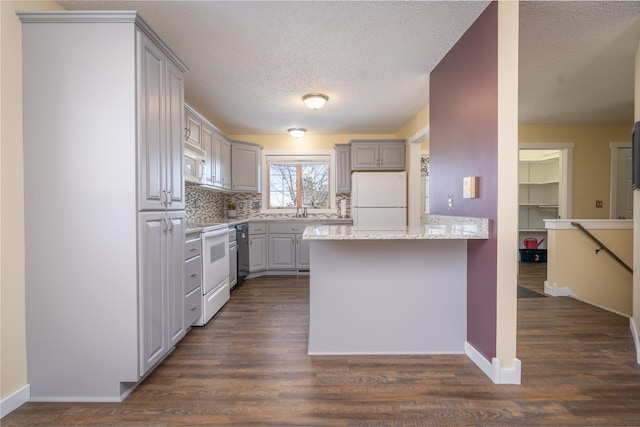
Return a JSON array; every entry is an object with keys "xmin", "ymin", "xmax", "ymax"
[{"xmin": 570, "ymin": 221, "xmax": 633, "ymax": 274}]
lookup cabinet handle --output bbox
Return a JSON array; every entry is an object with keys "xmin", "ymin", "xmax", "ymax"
[
  {"xmin": 185, "ymin": 127, "xmax": 190, "ymax": 138},
  {"xmin": 190, "ymin": 305, "xmax": 197, "ymax": 311},
  {"xmin": 166, "ymin": 190, "xmax": 172, "ymax": 207},
  {"xmin": 190, "ymin": 272, "xmax": 198, "ymax": 277},
  {"xmin": 189, "ymin": 247, "xmax": 197, "ymax": 252}
]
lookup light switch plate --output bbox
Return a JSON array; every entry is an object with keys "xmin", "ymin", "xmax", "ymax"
[{"xmin": 463, "ymin": 176, "xmax": 478, "ymax": 199}]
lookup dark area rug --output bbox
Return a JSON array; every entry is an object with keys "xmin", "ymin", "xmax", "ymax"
[{"xmin": 517, "ymin": 285, "xmax": 546, "ymax": 298}]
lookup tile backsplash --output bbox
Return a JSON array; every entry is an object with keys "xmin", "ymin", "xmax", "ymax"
[{"xmin": 186, "ymin": 184, "xmax": 350, "ymax": 223}]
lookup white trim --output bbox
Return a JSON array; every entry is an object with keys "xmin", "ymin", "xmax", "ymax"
[
  {"xmin": 0, "ymin": 385, "xmax": 30, "ymax": 418},
  {"xmin": 610, "ymin": 142, "xmax": 632, "ymax": 219},
  {"xmin": 544, "ymin": 281, "xmax": 573, "ymax": 297},
  {"xmin": 308, "ymin": 350, "xmax": 465, "ymax": 356},
  {"xmin": 28, "ymin": 396, "xmax": 122, "ymax": 403},
  {"xmin": 545, "ymin": 281, "xmax": 631, "ymax": 318},
  {"xmin": 630, "ymin": 319, "xmax": 640, "ymax": 364},
  {"xmin": 407, "ymin": 125, "xmax": 430, "ymax": 144},
  {"xmin": 261, "ymin": 150, "xmax": 336, "ymax": 215},
  {"xmin": 464, "ymin": 342, "xmax": 521, "ymax": 384},
  {"xmin": 544, "ymin": 219, "xmax": 633, "ymax": 230}
]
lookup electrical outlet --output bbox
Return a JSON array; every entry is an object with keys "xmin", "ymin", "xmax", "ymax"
[
  {"xmin": 595, "ymin": 200, "xmax": 603, "ymax": 208},
  {"xmin": 252, "ymin": 201, "xmax": 260, "ymax": 210},
  {"xmin": 239, "ymin": 202, "xmax": 245, "ymax": 209},
  {"xmin": 448, "ymin": 194, "xmax": 454, "ymax": 210}
]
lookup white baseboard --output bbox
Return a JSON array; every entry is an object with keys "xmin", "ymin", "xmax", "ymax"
[
  {"xmin": 544, "ymin": 280, "xmax": 572, "ymax": 297},
  {"xmin": 631, "ymin": 318, "xmax": 640, "ymax": 364},
  {"xmin": 465, "ymin": 342, "xmax": 521, "ymax": 384},
  {"xmin": 1, "ymin": 384, "xmax": 30, "ymax": 419}
]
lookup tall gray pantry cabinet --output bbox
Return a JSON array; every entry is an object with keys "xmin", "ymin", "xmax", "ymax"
[{"xmin": 19, "ymin": 11, "xmax": 188, "ymax": 401}]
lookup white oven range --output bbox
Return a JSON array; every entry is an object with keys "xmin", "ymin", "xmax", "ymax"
[{"xmin": 193, "ymin": 223, "xmax": 230, "ymax": 326}]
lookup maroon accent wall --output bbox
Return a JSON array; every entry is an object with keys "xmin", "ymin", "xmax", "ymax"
[{"xmin": 429, "ymin": 2, "xmax": 498, "ymax": 361}]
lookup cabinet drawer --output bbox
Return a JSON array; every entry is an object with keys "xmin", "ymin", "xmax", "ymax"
[
  {"xmin": 249, "ymin": 222, "xmax": 266, "ymax": 234},
  {"xmin": 184, "ymin": 256, "xmax": 202, "ymax": 294},
  {"xmin": 185, "ymin": 286, "xmax": 202, "ymax": 327},
  {"xmin": 185, "ymin": 235, "xmax": 201, "ymax": 259},
  {"xmin": 268, "ymin": 222, "xmax": 313, "ymax": 234}
]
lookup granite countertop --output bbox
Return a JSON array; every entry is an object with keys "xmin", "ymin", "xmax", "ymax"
[
  {"xmin": 302, "ymin": 215, "xmax": 489, "ymax": 241},
  {"xmin": 186, "ymin": 217, "xmax": 353, "ymax": 234}
]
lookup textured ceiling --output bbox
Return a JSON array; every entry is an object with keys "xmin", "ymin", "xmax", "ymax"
[
  {"xmin": 58, "ymin": 1, "xmax": 640, "ymax": 135},
  {"xmin": 519, "ymin": 1, "xmax": 640, "ymax": 125}
]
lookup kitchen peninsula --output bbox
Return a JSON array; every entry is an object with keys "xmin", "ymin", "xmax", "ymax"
[{"xmin": 303, "ymin": 215, "xmax": 488, "ymax": 355}]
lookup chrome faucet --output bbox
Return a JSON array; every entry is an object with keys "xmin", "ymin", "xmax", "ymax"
[{"xmin": 303, "ymin": 207, "xmax": 308, "ymax": 218}]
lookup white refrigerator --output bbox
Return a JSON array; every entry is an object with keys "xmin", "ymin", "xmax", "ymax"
[{"xmin": 351, "ymin": 171, "xmax": 407, "ymax": 229}]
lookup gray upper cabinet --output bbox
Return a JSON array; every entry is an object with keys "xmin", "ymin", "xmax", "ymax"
[
  {"xmin": 201, "ymin": 120, "xmax": 215, "ymax": 186},
  {"xmin": 185, "ymin": 106, "xmax": 202, "ymax": 150},
  {"xmin": 138, "ymin": 30, "xmax": 185, "ymax": 211},
  {"xmin": 335, "ymin": 144, "xmax": 351, "ymax": 193},
  {"xmin": 213, "ymin": 131, "xmax": 232, "ymax": 190},
  {"xmin": 231, "ymin": 141, "xmax": 262, "ymax": 192},
  {"xmin": 350, "ymin": 139, "xmax": 406, "ymax": 171}
]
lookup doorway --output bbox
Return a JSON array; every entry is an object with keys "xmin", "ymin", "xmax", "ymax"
[{"xmin": 610, "ymin": 142, "xmax": 633, "ymax": 219}]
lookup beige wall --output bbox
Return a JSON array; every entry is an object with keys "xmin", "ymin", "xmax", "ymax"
[
  {"xmin": 229, "ymin": 133, "xmax": 395, "ymax": 151},
  {"xmin": 548, "ymin": 228, "xmax": 633, "ymax": 316},
  {"xmin": 1, "ymin": 0, "xmax": 65, "ymax": 403},
  {"xmin": 519, "ymin": 123, "xmax": 632, "ymax": 219},
  {"xmin": 395, "ymin": 105, "xmax": 429, "ymax": 141}
]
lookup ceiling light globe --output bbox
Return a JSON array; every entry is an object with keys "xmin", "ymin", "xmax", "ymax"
[
  {"xmin": 287, "ymin": 128, "xmax": 307, "ymax": 138},
  {"xmin": 302, "ymin": 93, "xmax": 329, "ymax": 110}
]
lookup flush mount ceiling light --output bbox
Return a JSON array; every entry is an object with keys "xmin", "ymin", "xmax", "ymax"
[
  {"xmin": 288, "ymin": 128, "xmax": 307, "ymax": 138},
  {"xmin": 302, "ymin": 93, "xmax": 329, "ymax": 110}
]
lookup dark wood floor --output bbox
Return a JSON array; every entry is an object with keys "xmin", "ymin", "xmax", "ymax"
[{"xmin": 4, "ymin": 264, "xmax": 640, "ymax": 426}]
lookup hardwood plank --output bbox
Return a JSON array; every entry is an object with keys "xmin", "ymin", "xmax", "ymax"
[{"xmin": 4, "ymin": 270, "xmax": 640, "ymax": 426}]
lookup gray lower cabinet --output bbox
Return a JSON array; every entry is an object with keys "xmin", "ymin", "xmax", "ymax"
[
  {"xmin": 249, "ymin": 222, "xmax": 267, "ymax": 272},
  {"xmin": 268, "ymin": 222, "xmax": 314, "ymax": 271},
  {"xmin": 268, "ymin": 234, "xmax": 297, "ymax": 269},
  {"xmin": 184, "ymin": 232, "xmax": 202, "ymax": 327},
  {"xmin": 139, "ymin": 211, "xmax": 186, "ymax": 375}
]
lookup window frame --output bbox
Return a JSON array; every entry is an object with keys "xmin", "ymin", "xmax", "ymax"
[{"xmin": 261, "ymin": 150, "xmax": 336, "ymax": 215}]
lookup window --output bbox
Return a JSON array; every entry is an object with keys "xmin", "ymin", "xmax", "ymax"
[{"xmin": 264, "ymin": 153, "xmax": 333, "ymax": 212}]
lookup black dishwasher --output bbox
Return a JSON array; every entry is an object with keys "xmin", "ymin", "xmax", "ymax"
[{"xmin": 236, "ymin": 223, "xmax": 249, "ymax": 284}]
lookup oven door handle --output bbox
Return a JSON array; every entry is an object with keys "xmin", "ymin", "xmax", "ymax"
[{"xmin": 202, "ymin": 228, "xmax": 228, "ymax": 239}]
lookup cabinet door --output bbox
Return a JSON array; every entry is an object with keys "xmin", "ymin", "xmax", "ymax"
[
  {"xmin": 335, "ymin": 144, "xmax": 351, "ymax": 192},
  {"xmin": 166, "ymin": 213, "xmax": 185, "ymax": 347},
  {"xmin": 249, "ymin": 234, "xmax": 267, "ymax": 272},
  {"xmin": 379, "ymin": 142, "xmax": 405, "ymax": 170},
  {"xmin": 185, "ymin": 108, "xmax": 202, "ymax": 149},
  {"xmin": 268, "ymin": 234, "xmax": 296, "ymax": 270},
  {"xmin": 165, "ymin": 60, "xmax": 185, "ymax": 210},
  {"xmin": 232, "ymin": 143, "xmax": 261, "ymax": 192},
  {"xmin": 213, "ymin": 132, "xmax": 231, "ymax": 189},
  {"xmin": 351, "ymin": 143, "xmax": 380, "ymax": 170},
  {"xmin": 137, "ymin": 31, "xmax": 167, "ymax": 211},
  {"xmin": 221, "ymin": 136, "xmax": 232, "ymax": 190},
  {"xmin": 201, "ymin": 122, "xmax": 215, "ymax": 186},
  {"xmin": 296, "ymin": 235, "xmax": 310, "ymax": 270},
  {"xmin": 139, "ymin": 213, "xmax": 168, "ymax": 375}
]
